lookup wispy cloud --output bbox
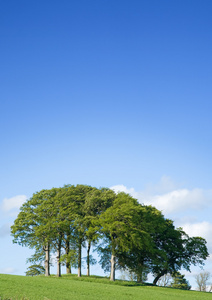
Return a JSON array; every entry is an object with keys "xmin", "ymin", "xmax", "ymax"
[
  {"xmin": 110, "ymin": 178, "xmax": 212, "ymax": 215},
  {"xmin": 2, "ymin": 195, "xmax": 27, "ymax": 212},
  {"xmin": 0, "ymin": 267, "xmax": 16, "ymax": 274},
  {"xmin": 146, "ymin": 188, "xmax": 208, "ymax": 214}
]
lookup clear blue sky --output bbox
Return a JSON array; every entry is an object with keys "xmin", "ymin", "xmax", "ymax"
[{"xmin": 1, "ymin": 0, "xmax": 212, "ymax": 288}]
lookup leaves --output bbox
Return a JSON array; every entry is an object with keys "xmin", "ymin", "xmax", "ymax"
[{"xmin": 25, "ymin": 264, "xmax": 45, "ymax": 276}]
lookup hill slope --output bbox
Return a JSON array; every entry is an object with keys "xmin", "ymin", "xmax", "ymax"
[{"xmin": 0, "ymin": 274, "xmax": 210, "ymax": 300}]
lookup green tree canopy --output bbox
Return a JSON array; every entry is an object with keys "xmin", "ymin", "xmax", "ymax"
[{"xmin": 99, "ymin": 193, "xmax": 153, "ymax": 281}]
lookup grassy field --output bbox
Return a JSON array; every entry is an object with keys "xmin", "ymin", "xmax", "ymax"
[{"xmin": 0, "ymin": 273, "xmax": 210, "ymax": 300}]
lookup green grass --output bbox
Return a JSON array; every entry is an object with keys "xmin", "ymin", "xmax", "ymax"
[{"xmin": 0, "ymin": 273, "xmax": 210, "ymax": 300}]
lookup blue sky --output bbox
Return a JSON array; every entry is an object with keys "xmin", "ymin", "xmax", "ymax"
[{"xmin": 1, "ymin": 0, "xmax": 212, "ymax": 289}]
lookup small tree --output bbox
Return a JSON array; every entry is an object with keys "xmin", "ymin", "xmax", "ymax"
[
  {"xmin": 195, "ymin": 271, "xmax": 211, "ymax": 292},
  {"xmin": 26, "ymin": 265, "xmax": 45, "ymax": 276},
  {"xmin": 170, "ymin": 272, "xmax": 191, "ymax": 290}
]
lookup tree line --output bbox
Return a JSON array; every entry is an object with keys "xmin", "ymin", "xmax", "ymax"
[{"xmin": 11, "ymin": 184, "xmax": 209, "ymax": 284}]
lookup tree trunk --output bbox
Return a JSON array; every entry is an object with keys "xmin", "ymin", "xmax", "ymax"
[
  {"xmin": 78, "ymin": 241, "xmax": 82, "ymax": 277},
  {"xmin": 137, "ymin": 273, "xmax": 142, "ymax": 283},
  {"xmin": 65, "ymin": 238, "xmax": 71, "ymax": 274},
  {"xmin": 57, "ymin": 239, "xmax": 61, "ymax": 277},
  {"xmin": 87, "ymin": 241, "xmax": 91, "ymax": 276},
  {"xmin": 44, "ymin": 243, "xmax": 50, "ymax": 276},
  {"xmin": 153, "ymin": 270, "xmax": 166, "ymax": 285},
  {"xmin": 110, "ymin": 254, "xmax": 116, "ymax": 281}
]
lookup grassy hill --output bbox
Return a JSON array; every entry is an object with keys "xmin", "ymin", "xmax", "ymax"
[{"xmin": 0, "ymin": 274, "xmax": 210, "ymax": 300}]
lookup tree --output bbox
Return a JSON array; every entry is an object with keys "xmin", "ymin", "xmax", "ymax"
[
  {"xmin": 11, "ymin": 189, "xmax": 58, "ymax": 276},
  {"xmin": 195, "ymin": 271, "xmax": 211, "ymax": 292},
  {"xmin": 117, "ymin": 205, "xmax": 167, "ymax": 283},
  {"xmin": 45, "ymin": 184, "xmax": 95, "ymax": 277},
  {"xmin": 152, "ymin": 221, "xmax": 186, "ymax": 285},
  {"xmin": 170, "ymin": 272, "xmax": 191, "ymax": 290},
  {"xmin": 96, "ymin": 237, "xmax": 112, "ymax": 274},
  {"xmin": 33, "ymin": 188, "xmax": 63, "ymax": 277},
  {"xmin": 100, "ymin": 193, "xmax": 149, "ymax": 281},
  {"xmin": 26, "ymin": 245, "xmax": 46, "ymax": 267},
  {"xmin": 56, "ymin": 185, "xmax": 79, "ymax": 274},
  {"xmin": 84, "ymin": 187, "xmax": 115, "ymax": 276},
  {"xmin": 25, "ymin": 264, "xmax": 45, "ymax": 276},
  {"xmin": 69, "ymin": 184, "xmax": 94, "ymax": 277},
  {"xmin": 152, "ymin": 224, "xmax": 209, "ymax": 285},
  {"xmin": 184, "ymin": 236, "xmax": 209, "ymax": 269}
]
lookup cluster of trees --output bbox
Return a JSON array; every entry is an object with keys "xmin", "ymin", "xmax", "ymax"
[{"xmin": 11, "ymin": 184, "xmax": 209, "ymax": 284}]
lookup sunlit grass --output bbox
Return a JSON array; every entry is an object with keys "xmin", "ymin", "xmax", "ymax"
[{"xmin": 0, "ymin": 273, "xmax": 210, "ymax": 300}]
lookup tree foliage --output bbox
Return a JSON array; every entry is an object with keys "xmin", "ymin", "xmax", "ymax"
[
  {"xmin": 25, "ymin": 264, "xmax": 45, "ymax": 276},
  {"xmin": 170, "ymin": 272, "xmax": 191, "ymax": 290},
  {"xmin": 151, "ymin": 225, "xmax": 209, "ymax": 285}
]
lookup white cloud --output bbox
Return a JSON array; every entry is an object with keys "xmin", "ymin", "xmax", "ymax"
[
  {"xmin": 110, "ymin": 182, "xmax": 212, "ymax": 215},
  {"xmin": 181, "ymin": 221, "xmax": 212, "ymax": 253},
  {"xmin": 181, "ymin": 221, "xmax": 212, "ymax": 238},
  {"xmin": 0, "ymin": 267, "xmax": 16, "ymax": 274},
  {"xmin": 2, "ymin": 195, "xmax": 27, "ymax": 212},
  {"xmin": 110, "ymin": 184, "xmax": 137, "ymax": 197},
  {"xmin": 147, "ymin": 188, "xmax": 207, "ymax": 214}
]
